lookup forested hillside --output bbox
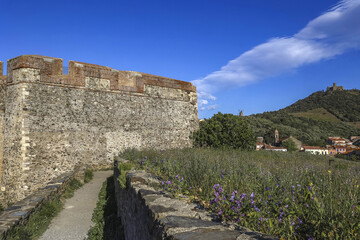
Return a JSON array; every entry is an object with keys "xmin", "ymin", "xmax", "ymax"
[
  {"xmin": 246, "ymin": 89, "xmax": 360, "ymax": 145},
  {"xmin": 279, "ymin": 89, "xmax": 360, "ymax": 121}
]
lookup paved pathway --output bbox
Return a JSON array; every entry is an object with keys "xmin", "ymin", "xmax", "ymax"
[{"xmin": 39, "ymin": 170, "xmax": 112, "ymax": 240}]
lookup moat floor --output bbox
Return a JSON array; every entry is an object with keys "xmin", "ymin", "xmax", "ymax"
[{"xmin": 39, "ymin": 170, "xmax": 113, "ymax": 240}]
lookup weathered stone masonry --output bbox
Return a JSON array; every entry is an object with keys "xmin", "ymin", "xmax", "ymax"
[{"xmin": 0, "ymin": 55, "xmax": 198, "ymax": 202}]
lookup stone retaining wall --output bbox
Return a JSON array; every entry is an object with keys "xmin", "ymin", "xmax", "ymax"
[
  {"xmin": 114, "ymin": 160, "xmax": 277, "ymax": 240},
  {"xmin": 0, "ymin": 166, "xmax": 86, "ymax": 239}
]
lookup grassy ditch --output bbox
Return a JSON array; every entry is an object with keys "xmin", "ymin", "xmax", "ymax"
[
  {"xmin": 122, "ymin": 148, "xmax": 360, "ymax": 240},
  {"xmin": 87, "ymin": 176, "xmax": 123, "ymax": 240},
  {"xmin": 6, "ymin": 170, "xmax": 94, "ymax": 240}
]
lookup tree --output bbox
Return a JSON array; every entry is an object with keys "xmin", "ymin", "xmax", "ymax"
[
  {"xmin": 282, "ymin": 139, "xmax": 298, "ymax": 152},
  {"xmin": 192, "ymin": 112, "xmax": 255, "ymax": 149}
]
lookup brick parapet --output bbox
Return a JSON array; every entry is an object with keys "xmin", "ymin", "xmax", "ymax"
[{"xmin": 5, "ymin": 55, "xmax": 195, "ymax": 93}]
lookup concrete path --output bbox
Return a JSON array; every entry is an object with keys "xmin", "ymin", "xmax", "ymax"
[{"xmin": 39, "ymin": 170, "xmax": 112, "ymax": 240}]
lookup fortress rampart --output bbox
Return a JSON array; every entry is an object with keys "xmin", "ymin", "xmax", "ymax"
[{"xmin": 0, "ymin": 55, "xmax": 198, "ymax": 202}]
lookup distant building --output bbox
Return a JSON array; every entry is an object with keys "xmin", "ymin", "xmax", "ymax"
[
  {"xmin": 279, "ymin": 136, "xmax": 303, "ymax": 150},
  {"xmin": 326, "ymin": 83, "xmax": 344, "ymax": 92},
  {"xmin": 328, "ymin": 146, "xmax": 347, "ymax": 156},
  {"xmin": 256, "ymin": 142, "xmax": 265, "ymax": 151},
  {"xmin": 328, "ymin": 137, "xmax": 346, "ymax": 146},
  {"xmin": 350, "ymin": 136, "xmax": 360, "ymax": 142},
  {"xmin": 303, "ymin": 146, "xmax": 329, "ymax": 155},
  {"xmin": 353, "ymin": 139, "xmax": 360, "ymax": 147},
  {"xmin": 264, "ymin": 144, "xmax": 287, "ymax": 152}
]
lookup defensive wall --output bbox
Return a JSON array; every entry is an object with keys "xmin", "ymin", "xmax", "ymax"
[{"xmin": 0, "ymin": 55, "xmax": 198, "ymax": 203}]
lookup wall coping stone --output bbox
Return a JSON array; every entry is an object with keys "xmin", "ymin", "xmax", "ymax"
[{"xmin": 114, "ymin": 159, "xmax": 278, "ymax": 240}]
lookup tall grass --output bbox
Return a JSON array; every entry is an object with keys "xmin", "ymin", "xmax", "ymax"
[{"xmin": 122, "ymin": 148, "xmax": 360, "ymax": 239}]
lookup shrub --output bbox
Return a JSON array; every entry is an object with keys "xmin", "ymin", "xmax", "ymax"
[
  {"xmin": 193, "ymin": 112, "xmax": 255, "ymax": 149},
  {"xmin": 282, "ymin": 139, "xmax": 298, "ymax": 152}
]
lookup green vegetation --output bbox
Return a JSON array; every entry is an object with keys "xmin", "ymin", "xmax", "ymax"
[
  {"xmin": 349, "ymin": 122, "xmax": 360, "ymax": 129},
  {"xmin": 193, "ymin": 112, "xmax": 255, "ymax": 149},
  {"xmin": 6, "ymin": 177, "xmax": 84, "ymax": 240},
  {"xmin": 122, "ymin": 148, "xmax": 360, "ymax": 239},
  {"xmin": 290, "ymin": 108, "xmax": 340, "ymax": 123},
  {"xmin": 282, "ymin": 89, "xmax": 360, "ymax": 122},
  {"xmin": 246, "ymin": 89, "xmax": 360, "ymax": 145},
  {"xmin": 87, "ymin": 176, "xmax": 123, "ymax": 240},
  {"xmin": 62, "ymin": 178, "xmax": 83, "ymax": 199},
  {"xmin": 84, "ymin": 169, "xmax": 94, "ymax": 183},
  {"xmin": 281, "ymin": 139, "xmax": 298, "ymax": 152},
  {"xmin": 6, "ymin": 198, "xmax": 63, "ymax": 240},
  {"xmin": 117, "ymin": 162, "xmax": 133, "ymax": 188}
]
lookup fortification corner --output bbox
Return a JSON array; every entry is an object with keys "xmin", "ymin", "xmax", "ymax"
[{"xmin": 0, "ymin": 54, "xmax": 198, "ymax": 203}]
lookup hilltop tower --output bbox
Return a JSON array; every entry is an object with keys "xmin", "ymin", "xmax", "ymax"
[{"xmin": 327, "ymin": 83, "xmax": 344, "ymax": 92}]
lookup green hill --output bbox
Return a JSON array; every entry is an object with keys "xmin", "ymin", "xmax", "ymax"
[
  {"xmin": 280, "ymin": 89, "xmax": 360, "ymax": 122},
  {"xmin": 246, "ymin": 88, "xmax": 360, "ymax": 146}
]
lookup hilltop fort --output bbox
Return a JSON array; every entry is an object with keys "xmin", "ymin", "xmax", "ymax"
[
  {"xmin": 0, "ymin": 55, "xmax": 198, "ymax": 202},
  {"xmin": 326, "ymin": 82, "xmax": 344, "ymax": 92}
]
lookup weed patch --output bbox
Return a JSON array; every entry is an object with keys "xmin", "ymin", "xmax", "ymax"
[
  {"xmin": 6, "ymin": 197, "xmax": 63, "ymax": 240},
  {"xmin": 84, "ymin": 169, "xmax": 94, "ymax": 183},
  {"xmin": 117, "ymin": 162, "xmax": 132, "ymax": 188},
  {"xmin": 87, "ymin": 176, "xmax": 123, "ymax": 240}
]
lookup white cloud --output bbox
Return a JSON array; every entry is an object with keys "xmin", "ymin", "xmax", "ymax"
[
  {"xmin": 192, "ymin": 0, "xmax": 360, "ymax": 103},
  {"xmin": 199, "ymin": 99, "xmax": 208, "ymax": 106},
  {"xmin": 200, "ymin": 104, "xmax": 219, "ymax": 111}
]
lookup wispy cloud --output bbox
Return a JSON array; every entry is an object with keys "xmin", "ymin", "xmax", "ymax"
[{"xmin": 193, "ymin": 0, "xmax": 360, "ymax": 110}]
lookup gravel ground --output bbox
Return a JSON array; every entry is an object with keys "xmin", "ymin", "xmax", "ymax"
[{"xmin": 39, "ymin": 170, "xmax": 112, "ymax": 240}]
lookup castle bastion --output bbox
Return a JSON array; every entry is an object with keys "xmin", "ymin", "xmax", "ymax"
[{"xmin": 0, "ymin": 55, "xmax": 198, "ymax": 202}]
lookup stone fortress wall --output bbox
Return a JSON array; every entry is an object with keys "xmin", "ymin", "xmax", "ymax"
[{"xmin": 0, "ymin": 55, "xmax": 198, "ymax": 202}]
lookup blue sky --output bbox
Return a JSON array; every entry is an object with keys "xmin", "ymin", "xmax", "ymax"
[{"xmin": 1, "ymin": 0, "xmax": 360, "ymax": 119}]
